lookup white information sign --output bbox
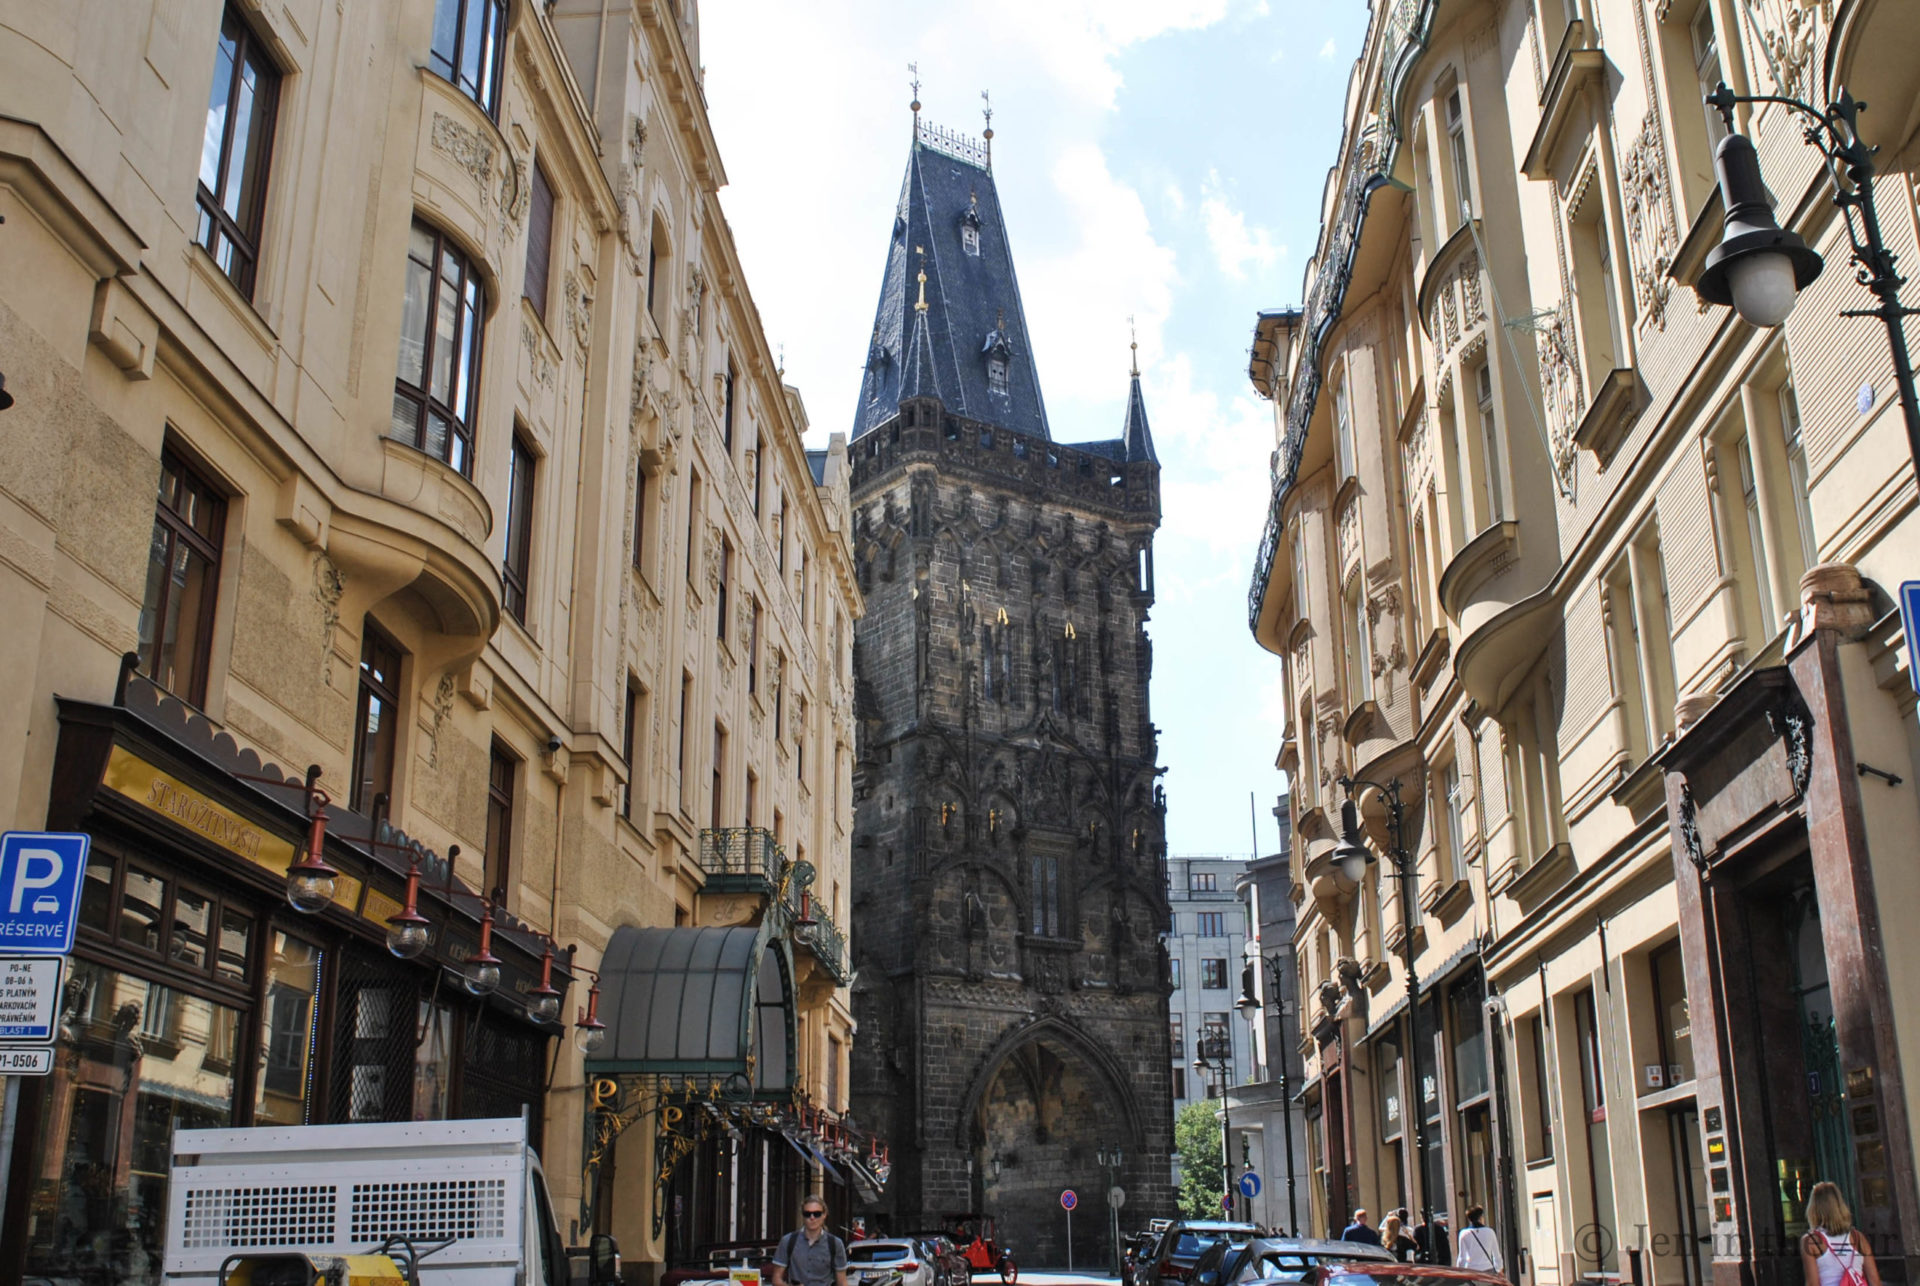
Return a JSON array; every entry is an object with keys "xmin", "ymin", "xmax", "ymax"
[
  {"xmin": 0, "ymin": 1046, "xmax": 53, "ymax": 1074},
  {"xmin": 0, "ymin": 956, "xmax": 62, "ymax": 1043}
]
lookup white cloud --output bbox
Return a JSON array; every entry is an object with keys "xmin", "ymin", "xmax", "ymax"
[
  {"xmin": 1317, "ymin": 37, "xmax": 1337, "ymax": 58},
  {"xmin": 1199, "ymin": 170, "xmax": 1282, "ymax": 280}
]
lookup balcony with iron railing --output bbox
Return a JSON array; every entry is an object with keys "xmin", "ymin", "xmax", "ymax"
[
  {"xmin": 698, "ymin": 826, "xmax": 786, "ymax": 896},
  {"xmin": 795, "ymin": 896, "xmax": 851, "ymax": 986}
]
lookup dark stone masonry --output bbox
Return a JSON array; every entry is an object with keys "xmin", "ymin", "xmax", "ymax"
[{"xmin": 846, "ymin": 118, "xmax": 1176, "ymax": 1266}]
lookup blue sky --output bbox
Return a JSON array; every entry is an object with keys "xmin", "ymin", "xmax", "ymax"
[{"xmin": 702, "ymin": 0, "xmax": 1371, "ymax": 856}]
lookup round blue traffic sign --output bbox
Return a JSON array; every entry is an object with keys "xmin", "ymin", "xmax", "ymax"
[
  {"xmin": 1239, "ymin": 1172, "xmax": 1262, "ymax": 1199},
  {"xmin": 1061, "ymin": 1189, "xmax": 1078, "ymax": 1210},
  {"xmin": 1220, "ymin": 1193, "xmax": 1233, "ymax": 1211}
]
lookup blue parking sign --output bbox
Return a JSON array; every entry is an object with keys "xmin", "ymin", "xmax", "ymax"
[{"xmin": 0, "ymin": 832, "xmax": 90, "ymax": 955}]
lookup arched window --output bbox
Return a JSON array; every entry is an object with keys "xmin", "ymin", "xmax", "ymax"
[{"xmin": 393, "ymin": 221, "xmax": 486, "ymax": 475}]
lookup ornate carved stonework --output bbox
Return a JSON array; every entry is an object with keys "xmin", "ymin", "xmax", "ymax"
[
  {"xmin": 1538, "ymin": 301, "xmax": 1581, "ymax": 478},
  {"xmin": 520, "ymin": 320, "xmax": 556, "ymax": 388},
  {"xmin": 1748, "ymin": 0, "xmax": 1828, "ymax": 99},
  {"xmin": 1621, "ymin": 114, "xmax": 1678, "ymax": 329},
  {"xmin": 428, "ymin": 672, "xmax": 456, "ymax": 768},
  {"xmin": 499, "ymin": 153, "xmax": 530, "ymax": 233},
  {"xmin": 313, "ymin": 553, "xmax": 346, "ymax": 682},
  {"xmin": 564, "ymin": 273, "xmax": 593, "ymax": 350},
  {"xmin": 1337, "ymin": 494, "xmax": 1360, "ymax": 575},
  {"xmin": 430, "ymin": 113, "xmax": 493, "ymax": 191}
]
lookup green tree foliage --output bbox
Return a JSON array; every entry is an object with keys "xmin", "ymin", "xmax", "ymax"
[{"xmin": 1174, "ymin": 1099, "xmax": 1226, "ymax": 1219}]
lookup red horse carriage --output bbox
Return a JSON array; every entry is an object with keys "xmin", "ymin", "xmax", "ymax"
[{"xmin": 946, "ymin": 1213, "xmax": 1016, "ymax": 1285}]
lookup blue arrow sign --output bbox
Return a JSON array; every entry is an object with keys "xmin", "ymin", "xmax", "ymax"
[
  {"xmin": 1902, "ymin": 582, "xmax": 1920, "ymax": 695},
  {"xmin": 0, "ymin": 832, "xmax": 90, "ymax": 955},
  {"xmin": 1239, "ymin": 1172, "xmax": 1262, "ymax": 1199}
]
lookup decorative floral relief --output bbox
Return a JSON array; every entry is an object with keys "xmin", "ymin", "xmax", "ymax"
[
  {"xmin": 564, "ymin": 272, "xmax": 592, "ymax": 350},
  {"xmin": 1337, "ymin": 495, "xmax": 1361, "ymax": 575},
  {"xmin": 1459, "ymin": 252, "xmax": 1486, "ymax": 324},
  {"xmin": 499, "ymin": 154, "xmax": 530, "ymax": 233},
  {"xmin": 1747, "ymin": 0, "xmax": 1828, "ymax": 99},
  {"xmin": 428, "ymin": 673, "xmax": 456, "ymax": 768},
  {"xmin": 430, "ymin": 113, "xmax": 494, "ymax": 191},
  {"xmin": 620, "ymin": 115, "xmax": 648, "ymax": 257},
  {"xmin": 1401, "ymin": 409, "xmax": 1430, "ymax": 491},
  {"xmin": 704, "ymin": 523, "xmax": 723, "ymax": 592},
  {"xmin": 313, "ymin": 553, "xmax": 345, "ymax": 681},
  {"xmin": 1537, "ymin": 301, "xmax": 1581, "ymax": 477},
  {"xmin": 1621, "ymin": 115, "xmax": 1678, "ymax": 330},
  {"xmin": 1438, "ymin": 278, "xmax": 1459, "ymax": 354},
  {"xmin": 520, "ymin": 320, "xmax": 556, "ymax": 388},
  {"xmin": 630, "ymin": 339, "xmax": 654, "ymax": 427}
]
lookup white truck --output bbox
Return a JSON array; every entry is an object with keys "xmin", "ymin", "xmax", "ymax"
[{"xmin": 163, "ymin": 1116, "xmax": 621, "ymax": 1285}]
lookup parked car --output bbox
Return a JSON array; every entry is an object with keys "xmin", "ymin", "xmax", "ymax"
[
  {"xmin": 661, "ymin": 1238, "xmax": 782, "ymax": 1286},
  {"xmin": 1194, "ymin": 1236, "xmax": 1397, "ymax": 1286},
  {"xmin": 1300, "ymin": 1262, "xmax": 1510, "ymax": 1286},
  {"xmin": 850, "ymin": 1237, "xmax": 940, "ymax": 1286},
  {"xmin": 1143, "ymin": 1221, "xmax": 1261, "ymax": 1286}
]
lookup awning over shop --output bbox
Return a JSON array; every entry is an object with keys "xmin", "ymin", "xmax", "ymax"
[{"xmin": 589, "ymin": 925, "xmax": 794, "ymax": 1089}]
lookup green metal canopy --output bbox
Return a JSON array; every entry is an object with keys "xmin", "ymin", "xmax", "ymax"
[{"xmin": 587, "ymin": 924, "xmax": 793, "ymax": 1090}]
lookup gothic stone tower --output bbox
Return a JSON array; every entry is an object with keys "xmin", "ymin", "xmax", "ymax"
[{"xmin": 846, "ymin": 114, "xmax": 1175, "ymax": 1264}]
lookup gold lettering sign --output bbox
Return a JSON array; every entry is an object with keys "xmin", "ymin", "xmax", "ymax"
[{"xmin": 104, "ymin": 747, "xmax": 361, "ymax": 909}]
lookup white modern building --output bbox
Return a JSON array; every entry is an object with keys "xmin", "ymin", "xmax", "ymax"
[{"xmin": 1165, "ymin": 856, "xmax": 1259, "ymax": 1111}]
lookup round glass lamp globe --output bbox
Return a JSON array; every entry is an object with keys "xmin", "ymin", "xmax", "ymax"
[
  {"xmin": 287, "ymin": 872, "xmax": 335, "ymax": 914},
  {"xmin": 386, "ymin": 922, "xmax": 430, "ymax": 959},
  {"xmin": 463, "ymin": 959, "xmax": 501, "ymax": 996},
  {"xmin": 577, "ymin": 1024, "xmax": 608, "ymax": 1055},
  {"xmin": 1729, "ymin": 252, "xmax": 1799, "ymax": 327},
  {"xmin": 528, "ymin": 992, "xmax": 561, "ymax": 1023}
]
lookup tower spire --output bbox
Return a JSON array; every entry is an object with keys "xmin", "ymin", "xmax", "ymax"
[
  {"xmin": 909, "ymin": 62, "xmax": 921, "ymax": 136},
  {"xmin": 1129, "ymin": 314, "xmax": 1139, "ymax": 377},
  {"xmin": 981, "ymin": 89, "xmax": 994, "ymax": 168}
]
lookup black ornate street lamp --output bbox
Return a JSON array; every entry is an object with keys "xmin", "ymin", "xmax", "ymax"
[
  {"xmin": 1237, "ymin": 950, "xmax": 1300, "ymax": 1235},
  {"xmin": 1332, "ymin": 776, "xmax": 1429, "ymax": 1242},
  {"xmin": 1192, "ymin": 1033, "xmax": 1237, "ymax": 1218},
  {"xmin": 1698, "ymin": 81, "xmax": 1920, "ymax": 487}
]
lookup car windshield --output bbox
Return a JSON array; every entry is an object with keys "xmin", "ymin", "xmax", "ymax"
[
  {"xmin": 1241, "ymin": 1253, "xmax": 1343, "ymax": 1282},
  {"xmin": 1175, "ymin": 1233, "xmax": 1246, "ymax": 1259},
  {"xmin": 850, "ymin": 1247, "xmax": 913, "ymax": 1263},
  {"xmin": 1328, "ymin": 1275, "xmax": 1466, "ymax": 1286}
]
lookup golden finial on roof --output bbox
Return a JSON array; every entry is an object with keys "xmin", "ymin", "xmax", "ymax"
[
  {"xmin": 909, "ymin": 62, "xmax": 921, "ymax": 117},
  {"xmin": 981, "ymin": 89, "xmax": 994, "ymax": 166},
  {"xmin": 914, "ymin": 245, "xmax": 928, "ymax": 313}
]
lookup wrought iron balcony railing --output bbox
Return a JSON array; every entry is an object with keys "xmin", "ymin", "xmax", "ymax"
[
  {"xmin": 698, "ymin": 827, "xmax": 783, "ymax": 892},
  {"xmin": 796, "ymin": 903, "xmax": 851, "ymax": 986}
]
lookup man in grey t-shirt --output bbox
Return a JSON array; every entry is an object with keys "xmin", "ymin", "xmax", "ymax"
[{"xmin": 771, "ymin": 1199, "xmax": 849, "ymax": 1286}]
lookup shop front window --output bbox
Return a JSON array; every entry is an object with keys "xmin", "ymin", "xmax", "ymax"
[
  {"xmin": 25, "ymin": 959, "xmax": 242, "ymax": 1286},
  {"xmin": 256, "ymin": 929, "xmax": 322, "ymax": 1124}
]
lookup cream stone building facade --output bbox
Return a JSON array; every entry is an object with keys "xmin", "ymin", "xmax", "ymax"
[
  {"xmin": 1247, "ymin": 2, "xmax": 1920, "ymax": 1285},
  {"xmin": 0, "ymin": 1, "xmax": 860, "ymax": 1281}
]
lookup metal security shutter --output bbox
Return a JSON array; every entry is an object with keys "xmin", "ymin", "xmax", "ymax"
[
  {"xmin": 459, "ymin": 1005, "xmax": 548, "ymax": 1152},
  {"xmin": 330, "ymin": 943, "xmax": 421, "ymax": 1124}
]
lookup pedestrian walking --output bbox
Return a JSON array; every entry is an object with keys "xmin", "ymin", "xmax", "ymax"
[
  {"xmin": 1342, "ymin": 1209, "xmax": 1384, "ymax": 1247},
  {"xmin": 1380, "ymin": 1214, "xmax": 1419, "ymax": 1263},
  {"xmin": 1414, "ymin": 1214, "xmax": 1451, "ymax": 1266},
  {"xmin": 771, "ymin": 1199, "xmax": 851, "ymax": 1286},
  {"xmin": 1802, "ymin": 1183, "xmax": 1882, "ymax": 1286},
  {"xmin": 1455, "ymin": 1207, "xmax": 1503, "ymax": 1276}
]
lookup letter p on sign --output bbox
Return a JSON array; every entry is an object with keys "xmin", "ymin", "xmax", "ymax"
[{"xmin": 0, "ymin": 832, "xmax": 90, "ymax": 955}]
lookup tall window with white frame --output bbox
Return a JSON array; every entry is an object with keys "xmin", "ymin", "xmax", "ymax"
[
  {"xmin": 1344, "ymin": 572, "xmax": 1373, "ymax": 704},
  {"xmin": 1691, "ymin": 2, "xmax": 1728, "ymax": 158},
  {"xmin": 1474, "ymin": 363, "xmax": 1505, "ymax": 524},
  {"xmin": 197, "ymin": 8, "xmax": 280, "ymax": 298},
  {"xmin": 1781, "ymin": 378, "xmax": 1817, "ymax": 565},
  {"xmin": 1440, "ymin": 759, "xmax": 1468, "ymax": 885},
  {"xmin": 1446, "ymin": 86, "xmax": 1474, "ymax": 225},
  {"xmin": 1605, "ymin": 524, "xmax": 1676, "ymax": 763},
  {"xmin": 502, "ymin": 432, "xmax": 536, "ymax": 626},
  {"xmin": 1733, "ymin": 429, "xmax": 1775, "ymax": 636},
  {"xmin": 352, "ymin": 623, "xmax": 403, "ymax": 812},
  {"xmin": 1334, "ymin": 370, "xmax": 1357, "ymax": 482},
  {"xmin": 1570, "ymin": 190, "xmax": 1629, "ymax": 385}
]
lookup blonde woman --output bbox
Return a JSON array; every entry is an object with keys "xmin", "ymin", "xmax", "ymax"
[
  {"xmin": 1802, "ymin": 1183, "xmax": 1881, "ymax": 1286},
  {"xmin": 1380, "ymin": 1214, "xmax": 1418, "ymax": 1263}
]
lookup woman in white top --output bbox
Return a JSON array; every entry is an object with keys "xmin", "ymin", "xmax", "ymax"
[
  {"xmin": 1455, "ymin": 1206, "xmax": 1504, "ymax": 1276},
  {"xmin": 1802, "ymin": 1182, "xmax": 1882, "ymax": 1286}
]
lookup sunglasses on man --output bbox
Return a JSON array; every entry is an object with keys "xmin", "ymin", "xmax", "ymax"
[{"xmin": 805, "ymin": 1210, "xmax": 826, "ymax": 1219}]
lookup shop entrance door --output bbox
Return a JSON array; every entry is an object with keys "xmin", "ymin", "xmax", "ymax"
[
  {"xmin": 1530, "ymin": 1192, "xmax": 1561, "ymax": 1286},
  {"xmin": 1787, "ymin": 889, "xmax": 1853, "ymax": 1214},
  {"xmin": 1666, "ymin": 1105, "xmax": 1711, "ymax": 1286}
]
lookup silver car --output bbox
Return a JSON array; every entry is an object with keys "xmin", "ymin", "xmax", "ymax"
[{"xmin": 849, "ymin": 1239, "xmax": 936, "ymax": 1286}]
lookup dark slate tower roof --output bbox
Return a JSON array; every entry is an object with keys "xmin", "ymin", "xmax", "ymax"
[
  {"xmin": 852, "ymin": 121, "xmax": 1051, "ymax": 440},
  {"xmin": 1122, "ymin": 346, "xmax": 1158, "ymax": 465}
]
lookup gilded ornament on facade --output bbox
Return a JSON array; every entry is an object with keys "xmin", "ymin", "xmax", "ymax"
[{"xmin": 1621, "ymin": 115, "xmax": 1678, "ymax": 329}]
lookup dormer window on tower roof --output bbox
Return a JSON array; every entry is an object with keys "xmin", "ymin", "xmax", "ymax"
[
  {"xmin": 983, "ymin": 323, "xmax": 1013, "ymax": 396},
  {"xmin": 960, "ymin": 193, "xmax": 983, "ymax": 257}
]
